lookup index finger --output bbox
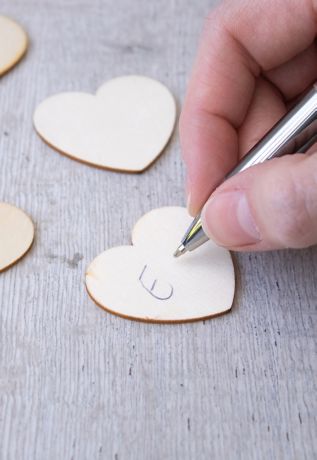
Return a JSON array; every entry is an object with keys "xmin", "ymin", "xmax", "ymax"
[{"xmin": 180, "ymin": 0, "xmax": 316, "ymax": 215}]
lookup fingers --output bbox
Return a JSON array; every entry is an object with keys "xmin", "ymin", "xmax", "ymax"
[
  {"xmin": 201, "ymin": 152, "xmax": 317, "ymax": 251},
  {"xmin": 180, "ymin": 108, "xmax": 239, "ymax": 215},
  {"xmin": 265, "ymin": 41, "xmax": 317, "ymax": 100},
  {"xmin": 180, "ymin": 6, "xmax": 258, "ymax": 214},
  {"xmin": 238, "ymin": 78, "xmax": 286, "ymax": 156},
  {"xmin": 180, "ymin": 0, "xmax": 316, "ymax": 215}
]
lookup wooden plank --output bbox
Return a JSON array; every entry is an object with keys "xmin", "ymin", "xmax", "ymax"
[{"xmin": 0, "ymin": 0, "xmax": 316, "ymax": 458}]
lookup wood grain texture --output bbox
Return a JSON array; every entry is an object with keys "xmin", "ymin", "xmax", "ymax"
[{"xmin": 0, "ymin": 1, "xmax": 316, "ymax": 459}]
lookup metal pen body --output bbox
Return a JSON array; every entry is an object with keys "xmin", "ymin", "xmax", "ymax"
[{"xmin": 175, "ymin": 83, "xmax": 317, "ymax": 257}]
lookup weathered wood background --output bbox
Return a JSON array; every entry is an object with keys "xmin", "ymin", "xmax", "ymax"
[{"xmin": 0, "ymin": 0, "xmax": 316, "ymax": 458}]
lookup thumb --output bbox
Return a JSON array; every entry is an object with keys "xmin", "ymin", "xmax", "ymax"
[{"xmin": 201, "ymin": 152, "xmax": 317, "ymax": 251}]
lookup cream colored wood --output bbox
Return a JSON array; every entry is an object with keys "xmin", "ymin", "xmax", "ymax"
[
  {"xmin": 86, "ymin": 207, "xmax": 235, "ymax": 323},
  {"xmin": 33, "ymin": 76, "xmax": 176, "ymax": 172},
  {"xmin": 0, "ymin": 15, "xmax": 28, "ymax": 76},
  {"xmin": 0, "ymin": 203, "xmax": 34, "ymax": 272}
]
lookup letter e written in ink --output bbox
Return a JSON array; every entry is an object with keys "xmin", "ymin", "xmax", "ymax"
[{"xmin": 138, "ymin": 265, "xmax": 174, "ymax": 301}]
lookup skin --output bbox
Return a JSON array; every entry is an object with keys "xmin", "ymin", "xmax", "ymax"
[{"xmin": 180, "ymin": 0, "xmax": 317, "ymax": 251}]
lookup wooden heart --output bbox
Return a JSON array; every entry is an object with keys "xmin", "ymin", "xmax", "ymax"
[
  {"xmin": 86, "ymin": 207, "xmax": 235, "ymax": 323},
  {"xmin": 0, "ymin": 203, "xmax": 34, "ymax": 272},
  {"xmin": 0, "ymin": 16, "xmax": 28, "ymax": 76},
  {"xmin": 33, "ymin": 76, "xmax": 176, "ymax": 172}
]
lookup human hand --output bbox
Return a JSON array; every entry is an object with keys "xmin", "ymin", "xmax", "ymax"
[{"xmin": 180, "ymin": 0, "xmax": 317, "ymax": 251}]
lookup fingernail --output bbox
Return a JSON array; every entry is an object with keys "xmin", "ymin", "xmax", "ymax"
[
  {"xmin": 201, "ymin": 191, "xmax": 261, "ymax": 247},
  {"xmin": 186, "ymin": 175, "xmax": 195, "ymax": 216},
  {"xmin": 187, "ymin": 192, "xmax": 193, "ymax": 214}
]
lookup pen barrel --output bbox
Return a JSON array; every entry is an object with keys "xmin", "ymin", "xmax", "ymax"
[{"xmin": 225, "ymin": 84, "xmax": 317, "ymax": 180}]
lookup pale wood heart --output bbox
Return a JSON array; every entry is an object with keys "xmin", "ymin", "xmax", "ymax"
[
  {"xmin": 0, "ymin": 16, "xmax": 28, "ymax": 76},
  {"xmin": 86, "ymin": 207, "xmax": 235, "ymax": 323},
  {"xmin": 0, "ymin": 203, "xmax": 34, "ymax": 272},
  {"xmin": 33, "ymin": 76, "xmax": 176, "ymax": 172}
]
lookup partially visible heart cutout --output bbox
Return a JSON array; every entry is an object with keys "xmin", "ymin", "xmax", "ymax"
[
  {"xmin": 0, "ymin": 16, "xmax": 28, "ymax": 76},
  {"xmin": 0, "ymin": 203, "xmax": 34, "ymax": 272},
  {"xmin": 33, "ymin": 76, "xmax": 177, "ymax": 172},
  {"xmin": 86, "ymin": 207, "xmax": 235, "ymax": 323}
]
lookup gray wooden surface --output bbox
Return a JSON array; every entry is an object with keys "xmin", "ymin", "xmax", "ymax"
[{"xmin": 0, "ymin": 1, "xmax": 316, "ymax": 459}]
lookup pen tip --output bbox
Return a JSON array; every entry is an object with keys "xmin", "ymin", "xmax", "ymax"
[{"xmin": 173, "ymin": 244, "xmax": 186, "ymax": 258}]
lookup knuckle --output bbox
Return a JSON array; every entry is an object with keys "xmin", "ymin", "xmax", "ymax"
[{"xmin": 205, "ymin": 9, "xmax": 218, "ymax": 24}]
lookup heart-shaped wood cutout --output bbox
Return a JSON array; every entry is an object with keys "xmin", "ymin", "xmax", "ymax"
[
  {"xmin": 86, "ymin": 207, "xmax": 235, "ymax": 323},
  {"xmin": 0, "ymin": 203, "xmax": 34, "ymax": 272},
  {"xmin": 33, "ymin": 76, "xmax": 177, "ymax": 172},
  {"xmin": 0, "ymin": 16, "xmax": 28, "ymax": 76}
]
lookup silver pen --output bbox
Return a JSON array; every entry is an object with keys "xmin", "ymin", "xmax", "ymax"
[{"xmin": 174, "ymin": 82, "xmax": 317, "ymax": 257}]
